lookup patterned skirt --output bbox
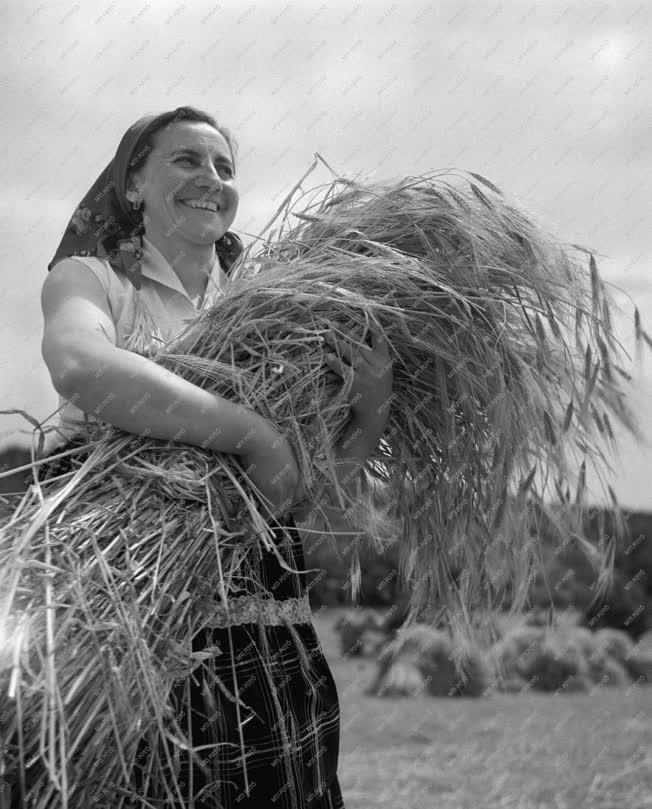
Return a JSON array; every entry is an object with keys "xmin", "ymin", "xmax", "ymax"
[{"xmin": 4, "ymin": 438, "xmax": 346, "ymax": 809}]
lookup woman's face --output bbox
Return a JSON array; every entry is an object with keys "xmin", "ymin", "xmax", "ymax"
[{"xmin": 129, "ymin": 120, "xmax": 239, "ymax": 245}]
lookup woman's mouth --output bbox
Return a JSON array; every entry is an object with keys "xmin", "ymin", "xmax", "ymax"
[{"xmin": 177, "ymin": 199, "xmax": 220, "ymax": 213}]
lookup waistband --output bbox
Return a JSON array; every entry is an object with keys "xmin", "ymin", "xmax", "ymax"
[{"xmin": 199, "ymin": 593, "xmax": 312, "ymax": 629}]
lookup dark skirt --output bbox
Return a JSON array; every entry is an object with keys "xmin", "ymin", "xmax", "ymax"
[{"xmin": 4, "ymin": 438, "xmax": 346, "ymax": 809}]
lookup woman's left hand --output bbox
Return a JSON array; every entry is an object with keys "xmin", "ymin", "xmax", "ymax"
[{"xmin": 324, "ymin": 321, "xmax": 393, "ymax": 426}]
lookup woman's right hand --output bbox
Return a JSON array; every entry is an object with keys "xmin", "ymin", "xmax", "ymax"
[{"xmin": 240, "ymin": 419, "xmax": 301, "ymax": 518}]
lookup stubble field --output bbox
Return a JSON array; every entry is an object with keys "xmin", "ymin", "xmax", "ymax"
[{"xmin": 312, "ymin": 608, "xmax": 652, "ymax": 809}]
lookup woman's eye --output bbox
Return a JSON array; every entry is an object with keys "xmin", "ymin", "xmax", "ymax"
[{"xmin": 172, "ymin": 157, "xmax": 233, "ymax": 178}]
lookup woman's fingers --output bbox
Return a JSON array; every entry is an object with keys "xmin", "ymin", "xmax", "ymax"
[
  {"xmin": 326, "ymin": 323, "xmax": 390, "ymax": 370},
  {"xmin": 370, "ymin": 321, "xmax": 390, "ymax": 357},
  {"xmin": 326, "ymin": 333, "xmax": 355, "ymax": 365},
  {"xmin": 325, "ymin": 352, "xmax": 352, "ymax": 379}
]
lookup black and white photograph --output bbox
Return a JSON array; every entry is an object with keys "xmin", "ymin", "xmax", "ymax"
[{"xmin": 1, "ymin": 2, "xmax": 651, "ymax": 807}]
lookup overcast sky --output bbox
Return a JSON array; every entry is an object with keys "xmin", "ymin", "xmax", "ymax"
[{"xmin": 1, "ymin": 0, "xmax": 650, "ymax": 509}]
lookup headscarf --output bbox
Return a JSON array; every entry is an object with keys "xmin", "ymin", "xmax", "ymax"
[{"xmin": 48, "ymin": 112, "xmax": 244, "ymax": 288}]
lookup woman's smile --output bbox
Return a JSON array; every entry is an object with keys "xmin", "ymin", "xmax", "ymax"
[{"xmin": 177, "ymin": 198, "xmax": 221, "ymax": 213}]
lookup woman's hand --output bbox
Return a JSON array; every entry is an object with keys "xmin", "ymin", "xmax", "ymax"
[{"xmin": 324, "ymin": 321, "xmax": 393, "ymax": 427}]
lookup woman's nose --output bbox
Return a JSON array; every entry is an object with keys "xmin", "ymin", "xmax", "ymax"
[{"xmin": 196, "ymin": 165, "xmax": 223, "ymax": 191}]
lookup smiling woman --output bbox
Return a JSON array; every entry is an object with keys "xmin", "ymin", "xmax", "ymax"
[
  {"xmin": 123, "ymin": 120, "xmax": 240, "ymax": 302},
  {"xmin": 3, "ymin": 106, "xmax": 347, "ymax": 809}
]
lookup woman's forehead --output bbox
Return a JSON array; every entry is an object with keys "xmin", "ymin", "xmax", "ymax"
[{"xmin": 155, "ymin": 121, "xmax": 230, "ymax": 158}]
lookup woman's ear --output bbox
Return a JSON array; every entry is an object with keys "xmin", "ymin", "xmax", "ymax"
[
  {"xmin": 125, "ymin": 186, "xmax": 143, "ymax": 205},
  {"xmin": 125, "ymin": 170, "xmax": 144, "ymax": 205}
]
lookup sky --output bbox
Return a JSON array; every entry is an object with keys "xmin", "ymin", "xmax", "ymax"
[{"xmin": 1, "ymin": 0, "xmax": 651, "ymax": 509}]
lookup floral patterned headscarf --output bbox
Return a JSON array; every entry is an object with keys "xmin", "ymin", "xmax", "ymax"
[{"xmin": 48, "ymin": 110, "xmax": 244, "ymax": 289}]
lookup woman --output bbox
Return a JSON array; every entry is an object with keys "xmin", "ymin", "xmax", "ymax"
[{"xmin": 5, "ymin": 106, "xmax": 392, "ymax": 808}]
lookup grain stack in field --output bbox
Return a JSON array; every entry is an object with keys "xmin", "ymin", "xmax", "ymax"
[
  {"xmin": 609, "ymin": 627, "xmax": 652, "ymax": 685},
  {"xmin": 593, "ymin": 627, "xmax": 635, "ymax": 664},
  {"xmin": 636, "ymin": 630, "xmax": 652, "ymax": 653},
  {"xmin": 366, "ymin": 624, "xmax": 491, "ymax": 698},
  {"xmin": 334, "ymin": 609, "xmax": 385, "ymax": 657},
  {"xmin": 586, "ymin": 649, "xmax": 631, "ymax": 688},
  {"xmin": 371, "ymin": 659, "xmax": 426, "ymax": 698},
  {"xmin": 489, "ymin": 621, "xmax": 634, "ymax": 692},
  {"xmin": 489, "ymin": 624, "xmax": 545, "ymax": 692},
  {"xmin": 628, "ymin": 629, "xmax": 652, "ymax": 684},
  {"xmin": 624, "ymin": 647, "xmax": 652, "ymax": 684},
  {"xmin": 490, "ymin": 625, "xmax": 592, "ymax": 693},
  {"xmin": 1, "ymin": 166, "xmax": 651, "ymax": 803},
  {"xmin": 554, "ymin": 625, "xmax": 630, "ymax": 688}
]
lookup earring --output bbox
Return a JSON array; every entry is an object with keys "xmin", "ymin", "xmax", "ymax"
[{"xmin": 132, "ymin": 198, "xmax": 142, "ymax": 211}]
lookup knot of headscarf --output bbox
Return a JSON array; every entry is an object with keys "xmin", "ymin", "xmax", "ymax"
[{"xmin": 48, "ymin": 113, "xmax": 244, "ymax": 288}]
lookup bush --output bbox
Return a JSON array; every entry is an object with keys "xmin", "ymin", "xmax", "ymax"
[
  {"xmin": 580, "ymin": 567, "xmax": 651, "ymax": 641},
  {"xmin": 526, "ymin": 507, "xmax": 652, "ymax": 641},
  {"xmin": 302, "ymin": 524, "xmax": 403, "ymax": 608},
  {"xmin": 585, "ymin": 509, "xmax": 652, "ymax": 599}
]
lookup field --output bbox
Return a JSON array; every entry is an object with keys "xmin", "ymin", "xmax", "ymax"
[{"xmin": 312, "ymin": 608, "xmax": 652, "ymax": 809}]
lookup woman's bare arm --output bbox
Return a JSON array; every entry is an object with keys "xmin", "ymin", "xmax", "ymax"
[{"xmin": 41, "ymin": 259, "xmax": 299, "ymax": 514}]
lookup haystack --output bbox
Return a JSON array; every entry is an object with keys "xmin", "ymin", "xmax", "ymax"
[
  {"xmin": 593, "ymin": 627, "xmax": 635, "ymax": 663},
  {"xmin": 334, "ymin": 608, "xmax": 383, "ymax": 657},
  {"xmin": 489, "ymin": 621, "xmax": 633, "ymax": 692},
  {"xmin": 366, "ymin": 624, "xmax": 491, "ymax": 698}
]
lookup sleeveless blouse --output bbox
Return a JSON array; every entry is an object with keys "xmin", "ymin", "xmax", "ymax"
[{"xmin": 49, "ymin": 234, "xmax": 230, "ymax": 439}]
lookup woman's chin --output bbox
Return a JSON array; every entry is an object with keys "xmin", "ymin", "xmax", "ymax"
[{"xmin": 177, "ymin": 226, "xmax": 229, "ymax": 245}]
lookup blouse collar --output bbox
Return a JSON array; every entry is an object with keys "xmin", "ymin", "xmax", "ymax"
[{"xmin": 140, "ymin": 235, "xmax": 227, "ymax": 309}]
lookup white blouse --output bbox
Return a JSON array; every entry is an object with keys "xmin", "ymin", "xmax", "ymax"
[{"xmin": 50, "ymin": 235, "xmax": 230, "ymax": 439}]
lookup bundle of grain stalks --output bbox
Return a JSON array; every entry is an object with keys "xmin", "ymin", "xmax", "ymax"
[
  {"xmin": 624, "ymin": 648, "xmax": 652, "ymax": 684},
  {"xmin": 591, "ymin": 627, "xmax": 652, "ymax": 684},
  {"xmin": 554, "ymin": 625, "xmax": 630, "ymax": 688},
  {"xmin": 489, "ymin": 624, "xmax": 592, "ymax": 693},
  {"xmin": 0, "ymin": 167, "xmax": 649, "ymax": 804},
  {"xmin": 366, "ymin": 624, "xmax": 491, "ymax": 697},
  {"xmin": 488, "ymin": 622, "xmax": 634, "ymax": 692},
  {"xmin": 593, "ymin": 627, "xmax": 635, "ymax": 663},
  {"xmin": 334, "ymin": 609, "xmax": 385, "ymax": 658}
]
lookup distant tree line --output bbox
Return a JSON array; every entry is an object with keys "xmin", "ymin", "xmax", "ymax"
[{"xmin": 304, "ymin": 502, "xmax": 652, "ymax": 640}]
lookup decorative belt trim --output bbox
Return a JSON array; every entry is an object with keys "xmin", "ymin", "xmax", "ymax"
[{"xmin": 201, "ymin": 593, "xmax": 312, "ymax": 628}]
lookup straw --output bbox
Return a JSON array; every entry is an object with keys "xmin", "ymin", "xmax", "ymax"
[{"xmin": 0, "ymin": 167, "xmax": 648, "ymax": 807}]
